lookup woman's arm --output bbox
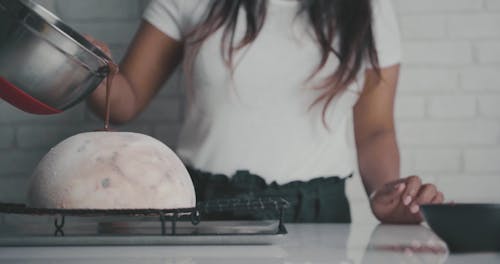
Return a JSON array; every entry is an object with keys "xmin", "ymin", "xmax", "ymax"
[
  {"xmin": 354, "ymin": 65, "xmax": 400, "ymax": 194},
  {"xmin": 354, "ymin": 65, "xmax": 444, "ymax": 224},
  {"xmin": 87, "ymin": 21, "xmax": 183, "ymax": 124}
]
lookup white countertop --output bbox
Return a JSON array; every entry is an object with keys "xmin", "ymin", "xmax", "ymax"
[{"xmin": 0, "ymin": 223, "xmax": 498, "ymax": 263}]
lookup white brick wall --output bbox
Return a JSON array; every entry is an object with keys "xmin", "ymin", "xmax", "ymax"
[
  {"xmin": 399, "ymin": 15, "xmax": 446, "ymax": 39},
  {"xmin": 403, "ymin": 41, "xmax": 473, "ymax": 65},
  {"xmin": 448, "ymin": 14, "xmax": 500, "ymax": 38},
  {"xmin": 0, "ymin": 0, "xmax": 499, "ymax": 224},
  {"xmin": 486, "ymin": 0, "xmax": 500, "ymax": 10},
  {"xmin": 394, "ymin": 0, "xmax": 483, "ymax": 13},
  {"xmin": 397, "ymin": 121, "xmax": 500, "ymax": 146},
  {"xmin": 462, "ymin": 67, "xmax": 500, "ymax": 91},
  {"xmin": 398, "ymin": 67, "xmax": 460, "ymax": 92},
  {"xmin": 428, "ymin": 95, "xmax": 476, "ymax": 118},
  {"xmin": 0, "ymin": 128, "xmax": 14, "ymax": 149},
  {"xmin": 394, "ymin": 95, "xmax": 426, "ymax": 118},
  {"xmin": 414, "ymin": 149, "xmax": 462, "ymax": 173},
  {"xmin": 477, "ymin": 41, "xmax": 500, "ymax": 63},
  {"xmin": 57, "ymin": 0, "xmax": 140, "ymax": 20},
  {"xmin": 479, "ymin": 95, "xmax": 500, "ymax": 117}
]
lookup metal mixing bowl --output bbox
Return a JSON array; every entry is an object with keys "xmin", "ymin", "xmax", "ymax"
[{"xmin": 0, "ymin": 0, "xmax": 112, "ymax": 113}]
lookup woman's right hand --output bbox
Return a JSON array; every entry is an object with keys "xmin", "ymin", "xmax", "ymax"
[
  {"xmin": 369, "ymin": 176, "xmax": 445, "ymax": 224},
  {"xmin": 84, "ymin": 35, "xmax": 114, "ymax": 104},
  {"xmin": 85, "ymin": 34, "xmax": 113, "ymax": 59}
]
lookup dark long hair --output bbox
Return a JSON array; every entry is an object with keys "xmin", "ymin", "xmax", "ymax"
[{"xmin": 185, "ymin": 0, "xmax": 380, "ymax": 121}]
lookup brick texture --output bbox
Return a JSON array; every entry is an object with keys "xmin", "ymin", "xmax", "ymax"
[
  {"xmin": 0, "ymin": 151, "xmax": 45, "ymax": 175},
  {"xmin": 395, "ymin": 95, "xmax": 426, "ymax": 119},
  {"xmin": 465, "ymin": 149, "xmax": 500, "ymax": 173},
  {"xmin": 394, "ymin": 0, "xmax": 483, "ymax": 13},
  {"xmin": 413, "ymin": 149, "xmax": 462, "ymax": 173},
  {"xmin": 486, "ymin": 0, "xmax": 500, "ymax": 10},
  {"xmin": 478, "ymin": 96, "xmax": 500, "ymax": 117},
  {"xmin": 428, "ymin": 95, "xmax": 476, "ymax": 118},
  {"xmin": 403, "ymin": 41, "xmax": 473, "ymax": 65},
  {"xmin": 56, "ymin": 0, "xmax": 139, "ymax": 20},
  {"xmin": 397, "ymin": 121, "xmax": 500, "ymax": 146},
  {"xmin": 438, "ymin": 175, "xmax": 500, "ymax": 202},
  {"xmin": 0, "ymin": 128, "xmax": 15, "ymax": 149},
  {"xmin": 399, "ymin": 15, "xmax": 446, "ymax": 39},
  {"xmin": 0, "ymin": 0, "xmax": 499, "ymax": 224},
  {"xmin": 398, "ymin": 67, "xmax": 459, "ymax": 92},
  {"xmin": 461, "ymin": 67, "xmax": 500, "ymax": 91},
  {"xmin": 0, "ymin": 177, "xmax": 30, "ymax": 203},
  {"xmin": 476, "ymin": 42, "xmax": 500, "ymax": 64},
  {"xmin": 448, "ymin": 14, "xmax": 500, "ymax": 38}
]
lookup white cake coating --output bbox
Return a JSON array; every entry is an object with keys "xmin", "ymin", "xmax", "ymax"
[{"xmin": 28, "ymin": 132, "xmax": 196, "ymax": 209}]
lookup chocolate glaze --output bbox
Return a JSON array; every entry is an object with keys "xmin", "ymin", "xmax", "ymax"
[{"xmin": 103, "ymin": 62, "xmax": 119, "ymax": 131}]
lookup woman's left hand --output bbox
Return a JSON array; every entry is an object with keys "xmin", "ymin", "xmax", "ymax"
[{"xmin": 369, "ymin": 176, "xmax": 445, "ymax": 224}]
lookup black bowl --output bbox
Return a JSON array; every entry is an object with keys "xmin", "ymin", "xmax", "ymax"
[{"xmin": 421, "ymin": 203, "xmax": 500, "ymax": 252}]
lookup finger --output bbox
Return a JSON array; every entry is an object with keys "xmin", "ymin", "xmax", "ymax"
[
  {"xmin": 83, "ymin": 34, "xmax": 112, "ymax": 57},
  {"xmin": 415, "ymin": 184, "xmax": 438, "ymax": 204},
  {"xmin": 409, "ymin": 184, "xmax": 438, "ymax": 214},
  {"xmin": 94, "ymin": 41, "xmax": 111, "ymax": 54},
  {"xmin": 401, "ymin": 176, "xmax": 422, "ymax": 207},
  {"xmin": 431, "ymin": 191, "xmax": 444, "ymax": 204},
  {"xmin": 371, "ymin": 182, "xmax": 406, "ymax": 204},
  {"xmin": 83, "ymin": 34, "xmax": 96, "ymax": 42},
  {"xmin": 376, "ymin": 178, "xmax": 408, "ymax": 196}
]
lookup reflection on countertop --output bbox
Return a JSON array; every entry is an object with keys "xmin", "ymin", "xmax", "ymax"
[
  {"xmin": 0, "ymin": 223, "xmax": 499, "ymax": 263},
  {"xmin": 362, "ymin": 224, "xmax": 447, "ymax": 264}
]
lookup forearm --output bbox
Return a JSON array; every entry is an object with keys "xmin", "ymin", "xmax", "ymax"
[
  {"xmin": 86, "ymin": 22, "xmax": 184, "ymax": 125},
  {"xmin": 352, "ymin": 66, "xmax": 443, "ymax": 224},
  {"xmin": 356, "ymin": 130, "xmax": 400, "ymax": 196},
  {"xmin": 87, "ymin": 73, "xmax": 139, "ymax": 124}
]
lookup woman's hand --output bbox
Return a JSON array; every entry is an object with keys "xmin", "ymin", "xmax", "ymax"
[
  {"xmin": 369, "ymin": 175, "xmax": 445, "ymax": 224},
  {"xmin": 85, "ymin": 34, "xmax": 113, "ymax": 58},
  {"xmin": 84, "ymin": 35, "xmax": 113, "ymax": 107}
]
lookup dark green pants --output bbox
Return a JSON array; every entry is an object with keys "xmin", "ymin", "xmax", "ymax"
[{"xmin": 187, "ymin": 167, "xmax": 352, "ymax": 223}]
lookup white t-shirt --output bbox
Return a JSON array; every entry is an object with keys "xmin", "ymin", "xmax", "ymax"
[{"xmin": 143, "ymin": 0, "xmax": 401, "ymax": 184}]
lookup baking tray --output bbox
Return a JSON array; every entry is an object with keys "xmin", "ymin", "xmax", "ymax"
[
  {"xmin": 0, "ymin": 219, "xmax": 287, "ymax": 246},
  {"xmin": 0, "ymin": 198, "xmax": 289, "ymax": 246}
]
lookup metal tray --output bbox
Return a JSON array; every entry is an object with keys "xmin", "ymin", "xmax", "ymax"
[
  {"xmin": 0, "ymin": 219, "xmax": 287, "ymax": 246},
  {"xmin": 0, "ymin": 198, "xmax": 289, "ymax": 246}
]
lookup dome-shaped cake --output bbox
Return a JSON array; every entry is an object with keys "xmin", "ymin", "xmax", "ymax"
[{"xmin": 28, "ymin": 132, "xmax": 195, "ymax": 209}]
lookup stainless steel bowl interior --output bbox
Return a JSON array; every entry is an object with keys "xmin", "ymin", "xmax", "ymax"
[
  {"xmin": 0, "ymin": 0, "xmax": 111, "ymax": 74},
  {"xmin": 19, "ymin": 0, "xmax": 111, "ymax": 65},
  {"xmin": 0, "ymin": 0, "xmax": 114, "ymax": 111}
]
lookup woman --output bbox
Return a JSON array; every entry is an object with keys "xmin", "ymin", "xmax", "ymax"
[{"xmin": 88, "ymin": 0, "xmax": 444, "ymax": 224}]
